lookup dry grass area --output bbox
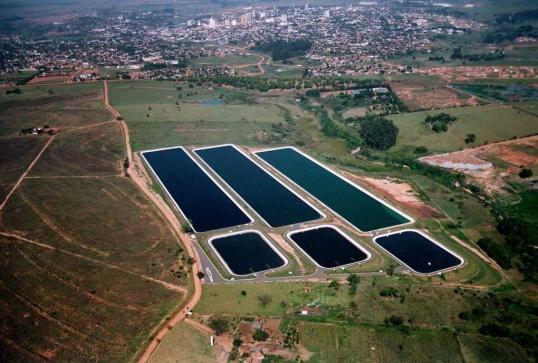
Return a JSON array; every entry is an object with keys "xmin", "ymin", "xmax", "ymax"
[
  {"xmin": 0, "ymin": 83, "xmax": 188, "ymax": 361},
  {"xmin": 30, "ymin": 122, "xmax": 124, "ymax": 177},
  {"xmin": 390, "ymin": 82, "xmax": 479, "ymax": 111},
  {"xmin": 421, "ymin": 136, "xmax": 538, "ymax": 194}
]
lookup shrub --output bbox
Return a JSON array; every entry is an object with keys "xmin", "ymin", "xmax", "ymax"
[
  {"xmin": 253, "ymin": 328, "xmax": 269, "ymax": 341},
  {"xmin": 257, "ymin": 294, "xmax": 272, "ymax": 307},
  {"xmin": 519, "ymin": 168, "xmax": 533, "ymax": 178},
  {"xmin": 209, "ymin": 318, "xmax": 228, "ymax": 335}
]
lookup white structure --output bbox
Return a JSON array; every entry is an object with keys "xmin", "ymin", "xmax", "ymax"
[{"xmin": 208, "ymin": 17, "xmax": 217, "ymax": 28}]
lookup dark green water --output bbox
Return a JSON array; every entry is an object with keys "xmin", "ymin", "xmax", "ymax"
[
  {"xmin": 195, "ymin": 145, "xmax": 322, "ymax": 227},
  {"xmin": 211, "ymin": 232, "xmax": 285, "ymax": 275},
  {"xmin": 257, "ymin": 147, "xmax": 410, "ymax": 232}
]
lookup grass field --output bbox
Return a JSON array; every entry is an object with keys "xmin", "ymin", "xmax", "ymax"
[
  {"xmin": 0, "ymin": 84, "xmax": 189, "ymax": 361},
  {"xmin": 148, "ymin": 321, "xmax": 216, "ymax": 363},
  {"xmin": 195, "ymin": 279, "xmax": 476, "ymax": 328},
  {"xmin": 109, "ymin": 81, "xmax": 288, "ymax": 150},
  {"xmin": 298, "ymin": 321, "xmax": 528, "ymax": 363},
  {"xmin": 388, "ymin": 104, "xmax": 538, "ymax": 154},
  {"xmin": 0, "ymin": 70, "xmax": 38, "ymax": 84},
  {"xmin": 191, "ymin": 54, "xmax": 260, "ymax": 66}
]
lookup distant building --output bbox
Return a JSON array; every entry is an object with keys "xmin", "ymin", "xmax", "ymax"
[
  {"xmin": 208, "ymin": 18, "xmax": 217, "ymax": 28},
  {"xmin": 323, "ymin": 9, "xmax": 331, "ymax": 18},
  {"xmin": 240, "ymin": 13, "xmax": 251, "ymax": 26}
]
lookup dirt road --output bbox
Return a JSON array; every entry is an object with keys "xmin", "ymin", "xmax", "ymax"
[
  {"xmin": 0, "ymin": 135, "xmax": 55, "ymax": 211},
  {"xmin": 102, "ymin": 81, "xmax": 204, "ymax": 363}
]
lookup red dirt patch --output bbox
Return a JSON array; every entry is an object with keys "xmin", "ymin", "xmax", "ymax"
[
  {"xmin": 342, "ymin": 172, "xmax": 442, "ymax": 219},
  {"xmin": 390, "ymin": 82, "xmax": 479, "ymax": 111}
]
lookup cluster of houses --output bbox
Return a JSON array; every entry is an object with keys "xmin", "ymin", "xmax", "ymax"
[{"xmin": 1, "ymin": 3, "xmax": 487, "ymax": 79}]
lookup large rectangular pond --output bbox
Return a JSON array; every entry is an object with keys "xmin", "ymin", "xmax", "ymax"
[
  {"xmin": 256, "ymin": 147, "xmax": 411, "ymax": 232},
  {"xmin": 373, "ymin": 230, "xmax": 464, "ymax": 275},
  {"xmin": 195, "ymin": 145, "xmax": 323, "ymax": 228},
  {"xmin": 287, "ymin": 225, "xmax": 371, "ymax": 269},
  {"xmin": 141, "ymin": 147, "xmax": 252, "ymax": 233},
  {"xmin": 209, "ymin": 230, "xmax": 287, "ymax": 276}
]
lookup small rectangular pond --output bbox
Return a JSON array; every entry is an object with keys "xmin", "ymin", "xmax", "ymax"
[
  {"xmin": 141, "ymin": 147, "xmax": 252, "ymax": 233},
  {"xmin": 194, "ymin": 145, "xmax": 324, "ymax": 228},
  {"xmin": 256, "ymin": 147, "xmax": 412, "ymax": 232},
  {"xmin": 287, "ymin": 225, "xmax": 371, "ymax": 269},
  {"xmin": 373, "ymin": 230, "xmax": 464, "ymax": 275},
  {"xmin": 209, "ymin": 230, "xmax": 287, "ymax": 276}
]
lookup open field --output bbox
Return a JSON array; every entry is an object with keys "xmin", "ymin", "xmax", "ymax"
[
  {"xmin": 0, "ymin": 82, "xmax": 110, "ymax": 137},
  {"xmin": 0, "ymin": 70, "xmax": 38, "ymax": 84},
  {"xmin": 0, "ymin": 83, "xmax": 189, "ymax": 361},
  {"xmin": 30, "ymin": 122, "xmax": 124, "ymax": 177},
  {"xmin": 109, "ymin": 81, "xmax": 288, "ymax": 150},
  {"xmin": 195, "ymin": 279, "xmax": 477, "ymax": 327},
  {"xmin": 388, "ymin": 104, "xmax": 538, "ymax": 154},
  {"xmin": 390, "ymin": 82, "xmax": 480, "ymax": 111},
  {"xmin": 147, "ymin": 321, "xmax": 217, "ymax": 363},
  {"xmin": 297, "ymin": 321, "xmax": 528, "ymax": 363}
]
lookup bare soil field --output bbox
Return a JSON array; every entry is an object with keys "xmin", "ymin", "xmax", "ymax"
[
  {"xmin": 390, "ymin": 82, "xmax": 480, "ymax": 111},
  {"xmin": 421, "ymin": 136, "xmax": 538, "ymax": 194}
]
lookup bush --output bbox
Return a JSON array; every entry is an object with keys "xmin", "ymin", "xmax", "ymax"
[
  {"xmin": 379, "ymin": 287, "xmax": 400, "ymax": 298},
  {"xmin": 424, "ymin": 113, "xmax": 457, "ymax": 133},
  {"xmin": 209, "ymin": 318, "xmax": 228, "ymax": 335},
  {"xmin": 477, "ymin": 238, "xmax": 512, "ymax": 269},
  {"xmin": 479, "ymin": 323, "xmax": 510, "ymax": 337},
  {"xmin": 257, "ymin": 294, "xmax": 272, "ymax": 307},
  {"xmin": 414, "ymin": 146, "xmax": 428, "ymax": 155},
  {"xmin": 519, "ymin": 168, "xmax": 533, "ymax": 178},
  {"xmin": 465, "ymin": 133, "xmax": 476, "ymax": 144},
  {"xmin": 359, "ymin": 116, "xmax": 399, "ymax": 150},
  {"xmin": 253, "ymin": 328, "xmax": 269, "ymax": 341},
  {"xmin": 385, "ymin": 315, "xmax": 404, "ymax": 326}
]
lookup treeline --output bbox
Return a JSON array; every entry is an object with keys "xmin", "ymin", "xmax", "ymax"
[
  {"xmin": 495, "ymin": 9, "xmax": 538, "ymax": 24},
  {"xmin": 185, "ymin": 75, "xmax": 384, "ymax": 92},
  {"xmin": 450, "ymin": 48, "xmax": 505, "ymax": 61},
  {"xmin": 143, "ymin": 61, "xmax": 188, "ymax": 71},
  {"xmin": 252, "ymin": 39, "xmax": 312, "ymax": 61},
  {"xmin": 483, "ymin": 25, "xmax": 538, "ymax": 44},
  {"xmin": 480, "ymin": 194, "xmax": 538, "ymax": 281}
]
